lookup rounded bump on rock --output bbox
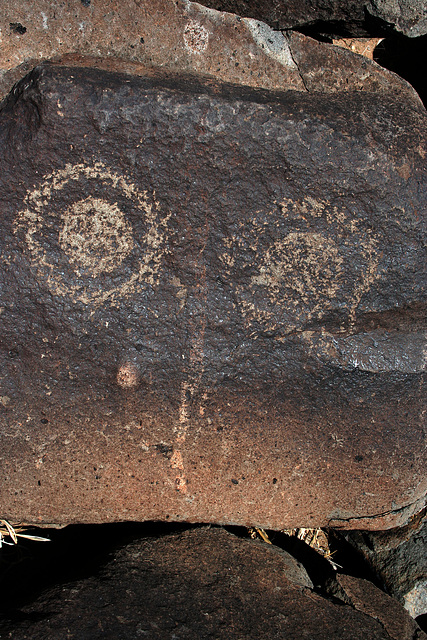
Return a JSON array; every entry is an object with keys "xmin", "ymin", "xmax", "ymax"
[{"xmin": 116, "ymin": 362, "xmax": 139, "ymax": 389}]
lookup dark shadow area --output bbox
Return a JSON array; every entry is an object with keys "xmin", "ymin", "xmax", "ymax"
[
  {"xmin": 296, "ymin": 26, "xmax": 427, "ymax": 109},
  {"xmin": 295, "ymin": 10, "xmax": 397, "ymax": 40},
  {"xmin": 416, "ymin": 613, "xmax": 427, "ymax": 632},
  {"xmin": 224, "ymin": 525, "xmax": 383, "ymax": 596},
  {"xmin": 327, "ymin": 529, "xmax": 388, "ymax": 591},
  {"xmin": 297, "ymin": 21, "xmax": 366, "ymax": 40},
  {"xmin": 0, "ymin": 521, "xmax": 383, "ymax": 618},
  {"xmin": 374, "ymin": 33, "xmax": 427, "ymax": 108},
  {"xmin": 0, "ymin": 521, "xmax": 194, "ymax": 618}
]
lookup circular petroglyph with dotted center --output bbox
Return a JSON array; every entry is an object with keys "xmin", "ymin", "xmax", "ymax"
[
  {"xmin": 58, "ymin": 198, "xmax": 134, "ymax": 277},
  {"xmin": 14, "ymin": 163, "xmax": 170, "ymax": 306},
  {"xmin": 219, "ymin": 196, "xmax": 379, "ymax": 333}
]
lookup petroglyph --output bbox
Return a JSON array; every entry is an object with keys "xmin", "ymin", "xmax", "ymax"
[
  {"xmin": 183, "ymin": 20, "xmax": 209, "ymax": 55},
  {"xmin": 171, "ymin": 225, "xmax": 208, "ymax": 496},
  {"xmin": 220, "ymin": 196, "xmax": 379, "ymax": 333},
  {"xmin": 172, "ymin": 329, "xmax": 207, "ymax": 496},
  {"xmin": 251, "ymin": 232, "xmax": 343, "ymax": 306},
  {"xmin": 116, "ymin": 362, "xmax": 140, "ymax": 389},
  {"xmin": 14, "ymin": 162, "xmax": 170, "ymax": 307},
  {"xmin": 58, "ymin": 198, "xmax": 134, "ymax": 277}
]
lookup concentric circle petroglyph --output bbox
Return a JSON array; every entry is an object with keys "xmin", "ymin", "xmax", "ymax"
[
  {"xmin": 14, "ymin": 163, "xmax": 170, "ymax": 306},
  {"xmin": 220, "ymin": 196, "xmax": 379, "ymax": 333}
]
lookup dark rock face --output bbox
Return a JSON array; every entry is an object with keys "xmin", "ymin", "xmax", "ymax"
[
  {"xmin": 335, "ymin": 509, "xmax": 427, "ymax": 618},
  {"xmin": 1, "ymin": 527, "xmax": 425, "ymax": 639},
  {"xmin": 0, "ymin": 62, "xmax": 426, "ymax": 529},
  {"xmin": 197, "ymin": 0, "xmax": 368, "ymax": 35},
  {"xmin": 196, "ymin": 0, "xmax": 427, "ymax": 37},
  {"xmin": 368, "ymin": 0, "xmax": 427, "ymax": 38},
  {"xmin": 333, "ymin": 574, "xmax": 427, "ymax": 640}
]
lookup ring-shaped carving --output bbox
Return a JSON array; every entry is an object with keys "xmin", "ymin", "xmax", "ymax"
[
  {"xmin": 14, "ymin": 162, "xmax": 170, "ymax": 306},
  {"xmin": 219, "ymin": 196, "xmax": 379, "ymax": 333}
]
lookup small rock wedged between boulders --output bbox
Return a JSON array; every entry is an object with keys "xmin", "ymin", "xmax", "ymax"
[{"xmin": 334, "ymin": 509, "xmax": 427, "ymax": 619}]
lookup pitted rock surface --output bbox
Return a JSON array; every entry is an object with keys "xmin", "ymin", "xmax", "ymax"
[
  {"xmin": 0, "ymin": 61, "xmax": 426, "ymax": 529},
  {"xmin": 367, "ymin": 0, "xmax": 427, "ymax": 38},
  {"xmin": 0, "ymin": 527, "xmax": 425, "ymax": 640},
  {"xmin": 0, "ymin": 0, "xmax": 421, "ymax": 105}
]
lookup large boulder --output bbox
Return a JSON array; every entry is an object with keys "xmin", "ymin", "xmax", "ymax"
[
  {"xmin": 0, "ymin": 527, "xmax": 425, "ymax": 639},
  {"xmin": 0, "ymin": 58, "xmax": 425, "ymax": 530}
]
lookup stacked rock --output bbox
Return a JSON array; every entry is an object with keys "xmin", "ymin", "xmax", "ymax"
[{"xmin": 0, "ymin": 0, "xmax": 425, "ymax": 637}]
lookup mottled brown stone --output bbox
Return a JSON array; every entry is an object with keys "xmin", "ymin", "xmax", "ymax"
[
  {"xmin": 0, "ymin": 0, "xmax": 421, "ymax": 105},
  {"xmin": 1, "ymin": 527, "xmax": 425, "ymax": 639},
  {"xmin": 0, "ymin": 60, "xmax": 425, "ymax": 529},
  {"xmin": 336, "ymin": 574, "xmax": 426, "ymax": 640}
]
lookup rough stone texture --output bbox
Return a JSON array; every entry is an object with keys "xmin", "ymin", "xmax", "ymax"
[
  {"xmin": 333, "ymin": 37, "xmax": 384, "ymax": 59},
  {"xmin": 335, "ymin": 574, "xmax": 427, "ymax": 640},
  {"xmin": 368, "ymin": 0, "xmax": 427, "ymax": 38},
  {"xmin": 196, "ymin": 0, "xmax": 427, "ymax": 37},
  {"xmin": 285, "ymin": 29, "xmax": 411, "ymax": 96},
  {"xmin": 1, "ymin": 527, "xmax": 425, "ymax": 639},
  {"xmin": 335, "ymin": 509, "xmax": 427, "ymax": 618},
  {"xmin": 0, "ymin": 60, "xmax": 425, "ymax": 530},
  {"xmin": 0, "ymin": 0, "xmax": 421, "ymax": 105}
]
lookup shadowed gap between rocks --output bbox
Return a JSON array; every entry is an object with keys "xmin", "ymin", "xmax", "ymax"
[
  {"xmin": 373, "ymin": 33, "xmax": 427, "ymax": 108},
  {"xmin": 0, "ymin": 521, "xmax": 402, "ymax": 611},
  {"xmin": 0, "ymin": 522, "xmax": 192, "ymax": 618},
  {"xmin": 1, "ymin": 522, "xmax": 426, "ymax": 637}
]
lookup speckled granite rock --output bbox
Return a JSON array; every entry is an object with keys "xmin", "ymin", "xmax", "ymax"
[
  {"xmin": 0, "ymin": 59, "xmax": 425, "ymax": 530},
  {"xmin": 368, "ymin": 0, "xmax": 427, "ymax": 38},
  {"xmin": 0, "ymin": 527, "xmax": 425, "ymax": 639}
]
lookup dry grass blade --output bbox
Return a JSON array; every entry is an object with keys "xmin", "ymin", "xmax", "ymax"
[
  {"xmin": 1, "ymin": 519, "xmax": 18, "ymax": 544},
  {"xmin": 255, "ymin": 527, "xmax": 272, "ymax": 544},
  {"xmin": 16, "ymin": 533, "xmax": 51, "ymax": 542},
  {"xmin": 0, "ymin": 519, "xmax": 50, "ymax": 548},
  {"xmin": 282, "ymin": 527, "xmax": 342, "ymax": 569},
  {"xmin": 248, "ymin": 527, "xmax": 272, "ymax": 544}
]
